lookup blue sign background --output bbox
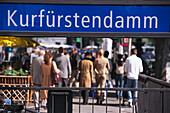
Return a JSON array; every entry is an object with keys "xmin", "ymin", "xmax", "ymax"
[{"xmin": 0, "ymin": 4, "xmax": 170, "ymax": 33}]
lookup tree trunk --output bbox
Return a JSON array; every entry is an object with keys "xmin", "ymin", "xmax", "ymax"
[{"xmin": 155, "ymin": 38, "xmax": 170, "ymax": 80}]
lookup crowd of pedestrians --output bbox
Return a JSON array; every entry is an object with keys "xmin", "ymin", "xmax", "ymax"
[{"xmin": 30, "ymin": 47, "xmax": 143, "ymax": 110}]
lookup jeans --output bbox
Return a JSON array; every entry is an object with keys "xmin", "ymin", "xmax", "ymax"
[
  {"xmin": 104, "ymin": 80, "xmax": 108, "ymax": 98},
  {"xmin": 104, "ymin": 79, "xmax": 114, "ymax": 98},
  {"xmin": 115, "ymin": 74, "xmax": 124, "ymax": 99},
  {"xmin": 127, "ymin": 78, "xmax": 138, "ymax": 101},
  {"xmin": 56, "ymin": 78, "xmax": 68, "ymax": 87}
]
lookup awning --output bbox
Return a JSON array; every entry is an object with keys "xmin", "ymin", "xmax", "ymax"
[{"xmin": 0, "ymin": 36, "xmax": 41, "ymax": 47}]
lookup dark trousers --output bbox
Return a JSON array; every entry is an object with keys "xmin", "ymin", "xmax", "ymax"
[
  {"xmin": 82, "ymin": 90, "xmax": 89, "ymax": 104},
  {"xmin": 56, "ymin": 78, "xmax": 68, "ymax": 87}
]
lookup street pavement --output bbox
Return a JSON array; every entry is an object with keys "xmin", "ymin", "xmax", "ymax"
[
  {"xmin": 24, "ymin": 90, "xmax": 133, "ymax": 113},
  {"xmin": 72, "ymin": 95, "xmax": 133, "ymax": 113}
]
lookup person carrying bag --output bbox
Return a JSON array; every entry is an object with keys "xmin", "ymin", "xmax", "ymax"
[
  {"xmin": 51, "ymin": 61, "xmax": 62, "ymax": 86},
  {"xmin": 41, "ymin": 52, "xmax": 60, "ymax": 109},
  {"xmin": 115, "ymin": 54, "xmax": 125, "ymax": 100}
]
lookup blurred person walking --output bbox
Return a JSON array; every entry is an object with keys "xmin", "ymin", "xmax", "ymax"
[
  {"xmin": 40, "ymin": 52, "xmax": 60, "ymax": 109},
  {"xmin": 55, "ymin": 47, "xmax": 72, "ymax": 87},
  {"xmin": 79, "ymin": 52, "xmax": 93, "ymax": 104},
  {"xmin": 115, "ymin": 54, "xmax": 125, "ymax": 100},
  {"xmin": 80, "ymin": 51, "xmax": 86, "ymax": 60},
  {"xmin": 68, "ymin": 48, "xmax": 81, "ymax": 87},
  {"xmin": 94, "ymin": 49, "xmax": 110, "ymax": 104},
  {"xmin": 21, "ymin": 52, "xmax": 30, "ymax": 66},
  {"xmin": 104, "ymin": 51, "xmax": 113, "ymax": 99},
  {"xmin": 125, "ymin": 48, "xmax": 143, "ymax": 107},
  {"xmin": 2, "ymin": 50, "xmax": 6, "ymax": 62},
  {"xmin": 31, "ymin": 50, "xmax": 45, "ymax": 110},
  {"xmin": 23, "ymin": 60, "xmax": 30, "ymax": 74}
]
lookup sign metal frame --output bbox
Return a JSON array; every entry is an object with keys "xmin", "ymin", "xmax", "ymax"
[{"xmin": 0, "ymin": 0, "xmax": 170, "ymax": 38}]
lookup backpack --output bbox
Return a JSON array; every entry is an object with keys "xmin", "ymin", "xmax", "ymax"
[{"xmin": 115, "ymin": 62, "xmax": 125, "ymax": 74}]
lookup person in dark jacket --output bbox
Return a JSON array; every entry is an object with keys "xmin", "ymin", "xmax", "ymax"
[{"xmin": 68, "ymin": 48, "xmax": 80, "ymax": 87}]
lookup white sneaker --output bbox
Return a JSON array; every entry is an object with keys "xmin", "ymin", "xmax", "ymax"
[
  {"xmin": 129, "ymin": 102, "xmax": 133, "ymax": 107},
  {"xmin": 128, "ymin": 99, "xmax": 132, "ymax": 103},
  {"xmin": 104, "ymin": 96, "xmax": 106, "ymax": 100}
]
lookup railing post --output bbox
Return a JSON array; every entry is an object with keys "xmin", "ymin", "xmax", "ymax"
[
  {"xmin": 144, "ymin": 90, "xmax": 148, "ymax": 113},
  {"xmin": 119, "ymin": 89, "xmax": 121, "ymax": 113},
  {"xmin": 38, "ymin": 89, "xmax": 40, "ymax": 112},
  {"xmin": 132, "ymin": 91, "xmax": 135, "ymax": 113},
  {"xmin": 92, "ymin": 89, "xmax": 94, "ymax": 113},
  {"xmin": 2, "ymin": 85, "xmax": 170, "ymax": 113},
  {"xmin": 25, "ymin": 89, "xmax": 27, "ymax": 113},
  {"xmin": 79, "ymin": 89, "xmax": 81, "ymax": 113},
  {"xmin": 106, "ymin": 89, "xmax": 108, "ymax": 113},
  {"xmin": 161, "ymin": 91, "xmax": 164, "ymax": 113}
]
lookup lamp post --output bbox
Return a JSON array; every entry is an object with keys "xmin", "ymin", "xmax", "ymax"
[{"xmin": 128, "ymin": 38, "xmax": 132, "ymax": 57}]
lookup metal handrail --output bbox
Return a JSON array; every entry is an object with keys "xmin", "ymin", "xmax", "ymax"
[
  {"xmin": 139, "ymin": 74, "xmax": 170, "ymax": 87},
  {"xmin": 0, "ymin": 86, "xmax": 170, "ymax": 113},
  {"xmin": 0, "ymin": 87, "xmax": 170, "ymax": 91},
  {"xmin": 0, "ymin": 74, "xmax": 170, "ymax": 113}
]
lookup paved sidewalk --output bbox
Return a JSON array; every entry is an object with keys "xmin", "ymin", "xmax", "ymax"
[
  {"xmin": 24, "ymin": 91, "xmax": 133, "ymax": 113},
  {"xmin": 72, "ymin": 96, "xmax": 132, "ymax": 113}
]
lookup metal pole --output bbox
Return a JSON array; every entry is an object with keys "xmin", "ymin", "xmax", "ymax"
[
  {"xmin": 132, "ymin": 92, "xmax": 135, "ymax": 113},
  {"xmin": 80, "ymin": 38, "xmax": 82, "ymax": 49},
  {"xmin": 144, "ymin": 90, "xmax": 148, "ymax": 113},
  {"xmin": 113, "ymin": 48, "xmax": 116, "ymax": 63},
  {"xmin": 92, "ymin": 89, "xmax": 94, "ymax": 113},
  {"xmin": 161, "ymin": 91, "xmax": 164, "ymax": 113},
  {"xmin": 106, "ymin": 90, "xmax": 108, "ymax": 113},
  {"xmin": 38, "ymin": 89, "xmax": 40, "ymax": 112},
  {"xmin": 128, "ymin": 38, "xmax": 132, "ymax": 57},
  {"xmin": 25, "ymin": 89, "xmax": 27, "ymax": 113},
  {"xmin": 119, "ymin": 91, "xmax": 121, "ymax": 113},
  {"xmin": 79, "ymin": 90, "xmax": 81, "ymax": 113}
]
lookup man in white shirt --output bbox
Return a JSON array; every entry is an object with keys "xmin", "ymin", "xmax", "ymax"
[{"xmin": 125, "ymin": 48, "xmax": 143, "ymax": 107}]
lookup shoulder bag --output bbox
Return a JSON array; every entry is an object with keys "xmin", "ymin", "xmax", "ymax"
[{"xmin": 51, "ymin": 62, "xmax": 62, "ymax": 84}]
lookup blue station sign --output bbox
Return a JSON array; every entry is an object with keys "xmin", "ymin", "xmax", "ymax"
[{"xmin": 0, "ymin": 4, "xmax": 170, "ymax": 33}]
